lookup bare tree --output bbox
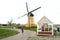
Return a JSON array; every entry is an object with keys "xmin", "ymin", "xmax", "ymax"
[{"xmin": 7, "ymin": 18, "xmax": 13, "ymax": 26}]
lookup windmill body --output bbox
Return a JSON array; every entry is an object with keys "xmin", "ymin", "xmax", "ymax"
[{"xmin": 25, "ymin": 12, "xmax": 36, "ymax": 27}]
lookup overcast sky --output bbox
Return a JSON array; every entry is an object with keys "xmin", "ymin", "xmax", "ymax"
[{"xmin": 0, "ymin": 0, "xmax": 60, "ymax": 24}]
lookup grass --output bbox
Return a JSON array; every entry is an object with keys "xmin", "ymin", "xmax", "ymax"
[
  {"xmin": 0, "ymin": 29, "xmax": 19, "ymax": 39},
  {"xmin": 24, "ymin": 27, "xmax": 37, "ymax": 32},
  {"xmin": 0, "ymin": 26, "xmax": 15, "ymax": 28},
  {"xmin": 0, "ymin": 25, "xmax": 23, "ymax": 29}
]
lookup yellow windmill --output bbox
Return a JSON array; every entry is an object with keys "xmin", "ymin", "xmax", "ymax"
[{"xmin": 18, "ymin": 2, "xmax": 41, "ymax": 28}]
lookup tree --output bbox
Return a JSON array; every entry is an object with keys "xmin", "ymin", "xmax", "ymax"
[{"xmin": 7, "ymin": 18, "xmax": 13, "ymax": 26}]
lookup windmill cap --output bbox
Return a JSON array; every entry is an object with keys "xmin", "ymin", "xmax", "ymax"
[
  {"xmin": 28, "ymin": 13, "xmax": 34, "ymax": 16},
  {"xmin": 30, "ymin": 13, "xmax": 34, "ymax": 16}
]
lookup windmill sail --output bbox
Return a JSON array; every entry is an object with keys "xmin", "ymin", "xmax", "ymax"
[
  {"xmin": 18, "ymin": 14, "xmax": 27, "ymax": 18},
  {"xmin": 26, "ymin": 2, "xmax": 29, "ymax": 12},
  {"xmin": 30, "ymin": 7, "xmax": 41, "ymax": 13}
]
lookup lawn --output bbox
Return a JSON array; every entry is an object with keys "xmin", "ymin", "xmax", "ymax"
[
  {"xmin": 0, "ymin": 26, "xmax": 15, "ymax": 28},
  {"xmin": 0, "ymin": 29, "xmax": 19, "ymax": 39},
  {"xmin": 24, "ymin": 27, "xmax": 37, "ymax": 32}
]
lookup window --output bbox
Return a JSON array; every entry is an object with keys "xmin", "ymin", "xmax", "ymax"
[
  {"xmin": 48, "ymin": 25, "xmax": 52, "ymax": 32},
  {"xmin": 41, "ymin": 23, "xmax": 52, "ymax": 32},
  {"xmin": 41, "ymin": 23, "xmax": 48, "ymax": 32}
]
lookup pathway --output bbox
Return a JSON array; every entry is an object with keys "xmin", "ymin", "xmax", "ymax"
[{"xmin": 1, "ymin": 29, "xmax": 36, "ymax": 40}]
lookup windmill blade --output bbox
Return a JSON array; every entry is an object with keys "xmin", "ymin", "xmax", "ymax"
[
  {"xmin": 26, "ymin": 2, "xmax": 29, "ymax": 12},
  {"xmin": 18, "ymin": 14, "xmax": 27, "ymax": 18},
  {"xmin": 30, "ymin": 7, "xmax": 41, "ymax": 13}
]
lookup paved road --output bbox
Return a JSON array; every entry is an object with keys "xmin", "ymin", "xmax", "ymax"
[{"xmin": 1, "ymin": 29, "xmax": 36, "ymax": 40}]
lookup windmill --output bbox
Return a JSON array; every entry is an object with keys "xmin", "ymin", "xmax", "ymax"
[{"xmin": 18, "ymin": 2, "xmax": 41, "ymax": 28}]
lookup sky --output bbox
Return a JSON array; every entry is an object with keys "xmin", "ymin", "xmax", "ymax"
[{"xmin": 0, "ymin": 0, "xmax": 60, "ymax": 24}]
